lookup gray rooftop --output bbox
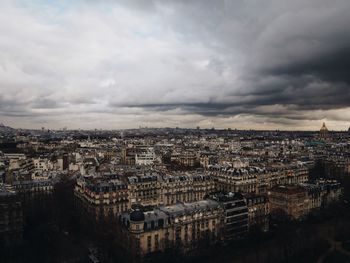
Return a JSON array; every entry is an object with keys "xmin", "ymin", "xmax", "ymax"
[{"xmin": 158, "ymin": 199, "xmax": 220, "ymax": 217}]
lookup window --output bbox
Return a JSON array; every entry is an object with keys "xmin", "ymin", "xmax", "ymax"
[
  {"xmin": 147, "ymin": 236, "xmax": 152, "ymax": 252},
  {"xmin": 175, "ymin": 227, "xmax": 181, "ymax": 243},
  {"xmin": 155, "ymin": 234, "xmax": 159, "ymax": 250}
]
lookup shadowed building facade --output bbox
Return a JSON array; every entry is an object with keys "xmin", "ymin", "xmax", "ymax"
[
  {"xmin": 268, "ymin": 185, "xmax": 309, "ymax": 220},
  {"xmin": 0, "ymin": 184, "xmax": 23, "ymax": 246}
]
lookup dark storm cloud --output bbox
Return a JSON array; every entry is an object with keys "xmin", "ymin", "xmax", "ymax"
[
  {"xmin": 114, "ymin": 0, "xmax": 350, "ymax": 119},
  {"xmin": 242, "ymin": 1, "xmax": 350, "ymax": 112},
  {"xmin": 263, "ymin": 47, "xmax": 350, "ymax": 83},
  {"xmin": 2, "ymin": 0, "xmax": 350, "ymax": 129}
]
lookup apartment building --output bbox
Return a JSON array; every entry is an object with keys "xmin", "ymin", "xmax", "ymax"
[
  {"xmin": 74, "ymin": 176, "xmax": 129, "ymax": 219},
  {"xmin": 120, "ymin": 200, "xmax": 223, "ymax": 256}
]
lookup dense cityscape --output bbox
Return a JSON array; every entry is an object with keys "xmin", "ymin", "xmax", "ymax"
[
  {"xmin": 2, "ymin": 0, "xmax": 350, "ymax": 262},
  {"xmin": 1, "ymin": 123, "xmax": 350, "ymax": 262}
]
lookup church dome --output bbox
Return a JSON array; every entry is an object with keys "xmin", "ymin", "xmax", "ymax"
[
  {"xmin": 320, "ymin": 122, "xmax": 328, "ymax": 132},
  {"xmin": 130, "ymin": 209, "xmax": 145, "ymax": 222}
]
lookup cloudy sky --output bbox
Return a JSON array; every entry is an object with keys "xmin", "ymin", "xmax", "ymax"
[{"xmin": 1, "ymin": 0, "xmax": 350, "ymax": 130}]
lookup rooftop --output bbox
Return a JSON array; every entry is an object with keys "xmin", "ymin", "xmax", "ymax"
[
  {"xmin": 0, "ymin": 184, "xmax": 17, "ymax": 197},
  {"xmin": 158, "ymin": 199, "xmax": 220, "ymax": 217},
  {"xmin": 270, "ymin": 185, "xmax": 307, "ymax": 195}
]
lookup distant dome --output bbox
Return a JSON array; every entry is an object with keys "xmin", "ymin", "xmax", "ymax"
[
  {"xmin": 320, "ymin": 122, "xmax": 328, "ymax": 132},
  {"xmin": 130, "ymin": 209, "xmax": 145, "ymax": 222},
  {"xmin": 319, "ymin": 122, "xmax": 329, "ymax": 139}
]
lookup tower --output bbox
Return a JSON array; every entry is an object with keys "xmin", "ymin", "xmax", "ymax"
[{"xmin": 129, "ymin": 209, "xmax": 145, "ymax": 234}]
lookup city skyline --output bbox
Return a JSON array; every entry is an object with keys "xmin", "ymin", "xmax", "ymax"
[
  {"xmin": 1, "ymin": 0, "xmax": 350, "ymax": 130},
  {"xmin": 0, "ymin": 122, "xmax": 349, "ymax": 132}
]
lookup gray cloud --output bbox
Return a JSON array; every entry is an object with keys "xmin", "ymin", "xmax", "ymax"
[{"xmin": 0, "ymin": 0, "xmax": 350, "ymax": 129}]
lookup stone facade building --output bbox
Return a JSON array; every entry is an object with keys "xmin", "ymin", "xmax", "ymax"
[
  {"xmin": 74, "ymin": 176, "xmax": 129, "ymax": 220},
  {"xmin": 209, "ymin": 164, "xmax": 309, "ymax": 194},
  {"xmin": 120, "ymin": 200, "xmax": 223, "ymax": 256},
  {"xmin": 268, "ymin": 185, "xmax": 309, "ymax": 220},
  {"xmin": 244, "ymin": 194, "xmax": 269, "ymax": 232}
]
